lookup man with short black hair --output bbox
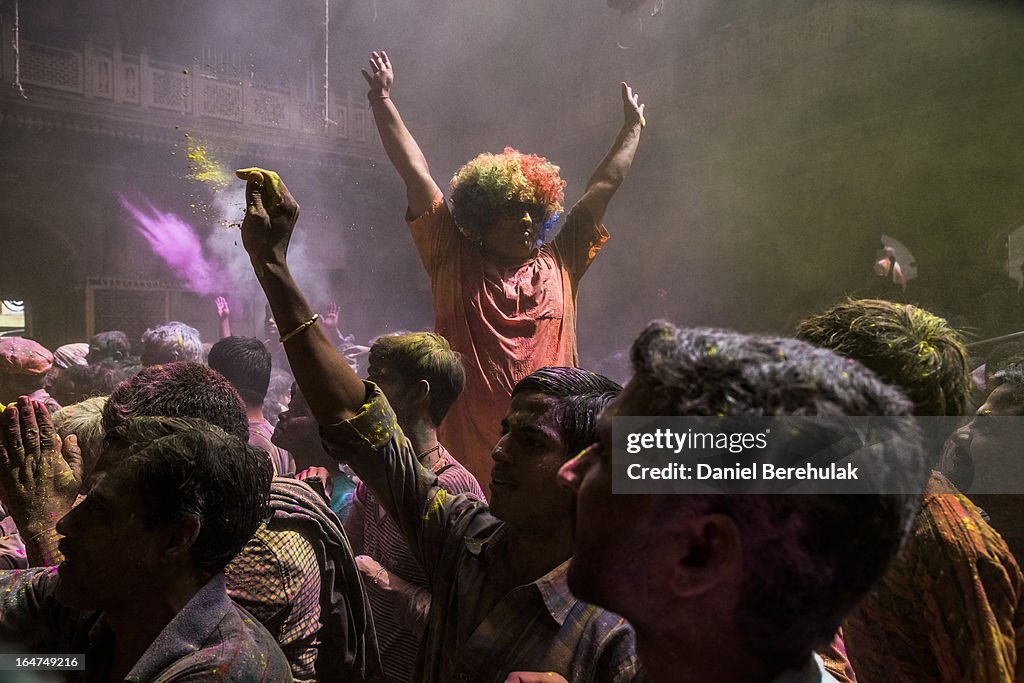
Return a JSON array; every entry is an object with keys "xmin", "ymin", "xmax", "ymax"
[
  {"xmin": 559, "ymin": 322, "xmax": 930, "ymax": 683},
  {"xmin": 0, "ymin": 400, "xmax": 290, "ymax": 681},
  {"xmin": 209, "ymin": 335, "xmax": 294, "ymax": 476}
]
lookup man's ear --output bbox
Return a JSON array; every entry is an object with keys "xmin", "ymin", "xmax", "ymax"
[
  {"xmin": 413, "ymin": 379, "xmax": 430, "ymax": 405},
  {"xmin": 664, "ymin": 512, "xmax": 742, "ymax": 599},
  {"xmin": 160, "ymin": 515, "xmax": 202, "ymax": 563}
]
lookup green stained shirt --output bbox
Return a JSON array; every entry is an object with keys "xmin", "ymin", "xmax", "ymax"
[{"xmin": 320, "ymin": 381, "xmax": 644, "ymax": 683}]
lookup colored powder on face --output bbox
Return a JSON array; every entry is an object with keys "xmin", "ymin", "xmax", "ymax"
[
  {"xmin": 184, "ymin": 137, "xmax": 230, "ymax": 190},
  {"xmin": 120, "ymin": 196, "xmax": 227, "ymax": 294}
]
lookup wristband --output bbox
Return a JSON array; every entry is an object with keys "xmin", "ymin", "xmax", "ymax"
[{"xmin": 279, "ymin": 314, "xmax": 320, "ymax": 344}]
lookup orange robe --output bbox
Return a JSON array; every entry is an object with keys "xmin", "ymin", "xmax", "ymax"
[{"xmin": 408, "ymin": 196, "xmax": 608, "ymax": 494}]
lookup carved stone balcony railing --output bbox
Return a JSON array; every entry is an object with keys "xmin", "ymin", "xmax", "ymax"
[{"xmin": 1, "ymin": 31, "xmax": 368, "ymax": 145}]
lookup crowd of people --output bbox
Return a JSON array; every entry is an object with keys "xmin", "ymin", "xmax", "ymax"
[{"xmin": 0, "ymin": 51, "xmax": 1021, "ymax": 682}]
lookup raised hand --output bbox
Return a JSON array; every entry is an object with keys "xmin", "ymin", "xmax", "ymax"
[
  {"xmin": 361, "ymin": 51, "xmax": 393, "ymax": 97},
  {"xmin": 322, "ymin": 302, "xmax": 340, "ymax": 330},
  {"xmin": 577, "ymin": 82, "xmax": 647, "ymax": 223},
  {"xmin": 0, "ymin": 398, "xmax": 82, "ymax": 535},
  {"xmin": 216, "ymin": 295, "xmax": 231, "ymax": 320},
  {"xmin": 236, "ymin": 168, "xmax": 300, "ymax": 272},
  {"xmin": 621, "ymin": 81, "xmax": 646, "ymax": 128}
]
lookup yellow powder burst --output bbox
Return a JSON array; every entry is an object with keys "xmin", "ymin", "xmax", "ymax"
[{"xmin": 184, "ymin": 137, "xmax": 230, "ymax": 189}]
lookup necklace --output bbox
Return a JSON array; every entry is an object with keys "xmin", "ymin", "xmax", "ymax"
[{"xmin": 416, "ymin": 444, "xmax": 442, "ymax": 463}]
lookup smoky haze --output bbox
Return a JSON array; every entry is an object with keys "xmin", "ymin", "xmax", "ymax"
[{"xmin": 5, "ymin": 0, "xmax": 1024, "ymax": 380}]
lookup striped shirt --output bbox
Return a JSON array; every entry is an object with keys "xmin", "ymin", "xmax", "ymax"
[
  {"xmin": 354, "ymin": 446, "xmax": 485, "ymax": 682},
  {"xmin": 321, "ymin": 382, "xmax": 643, "ymax": 683}
]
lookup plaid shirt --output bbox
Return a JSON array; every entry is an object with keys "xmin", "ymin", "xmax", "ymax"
[
  {"xmin": 321, "ymin": 382, "xmax": 643, "ymax": 683},
  {"xmin": 225, "ymin": 523, "xmax": 321, "ymax": 682},
  {"xmin": 224, "ymin": 478, "xmax": 380, "ymax": 683}
]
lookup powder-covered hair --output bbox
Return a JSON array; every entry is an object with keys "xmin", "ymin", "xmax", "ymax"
[
  {"xmin": 795, "ymin": 298, "xmax": 970, "ymax": 418},
  {"xmin": 53, "ymin": 396, "xmax": 108, "ymax": 479},
  {"xmin": 368, "ymin": 332, "xmax": 465, "ymax": 427},
  {"xmin": 140, "ymin": 321, "xmax": 203, "ymax": 367},
  {"xmin": 991, "ymin": 365, "xmax": 1024, "ymax": 401},
  {"xmin": 449, "ymin": 147, "xmax": 566, "ymax": 245},
  {"xmin": 102, "ymin": 361, "xmax": 248, "ymax": 443},
  {"xmin": 87, "ymin": 330, "xmax": 133, "ymax": 365}
]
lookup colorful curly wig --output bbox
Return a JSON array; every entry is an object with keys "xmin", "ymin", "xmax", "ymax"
[{"xmin": 449, "ymin": 147, "xmax": 566, "ymax": 245}]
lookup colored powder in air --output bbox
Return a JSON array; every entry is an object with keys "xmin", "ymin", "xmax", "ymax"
[
  {"xmin": 184, "ymin": 136, "xmax": 230, "ymax": 189},
  {"xmin": 120, "ymin": 195, "xmax": 226, "ymax": 294}
]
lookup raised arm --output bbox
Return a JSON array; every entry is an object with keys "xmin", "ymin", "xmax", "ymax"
[
  {"xmin": 238, "ymin": 169, "xmax": 473, "ymax": 580},
  {"xmin": 236, "ymin": 168, "xmax": 365, "ymax": 425},
  {"xmin": 362, "ymin": 51, "xmax": 441, "ymax": 218},
  {"xmin": 215, "ymin": 295, "xmax": 232, "ymax": 339},
  {"xmin": 578, "ymin": 82, "xmax": 646, "ymax": 225}
]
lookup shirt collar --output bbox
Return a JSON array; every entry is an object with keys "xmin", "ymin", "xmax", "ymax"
[
  {"xmin": 464, "ymin": 526, "xmax": 578, "ymax": 626},
  {"xmin": 534, "ymin": 559, "xmax": 575, "ymax": 626},
  {"xmin": 122, "ymin": 573, "xmax": 234, "ymax": 682}
]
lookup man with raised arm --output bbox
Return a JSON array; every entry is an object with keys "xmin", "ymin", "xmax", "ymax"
[
  {"xmin": 361, "ymin": 50, "xmax": 645, "ymax": 493},
  {"xmin": 236, "ymin": 168, "xmax": 642, "ymax": 682}
]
